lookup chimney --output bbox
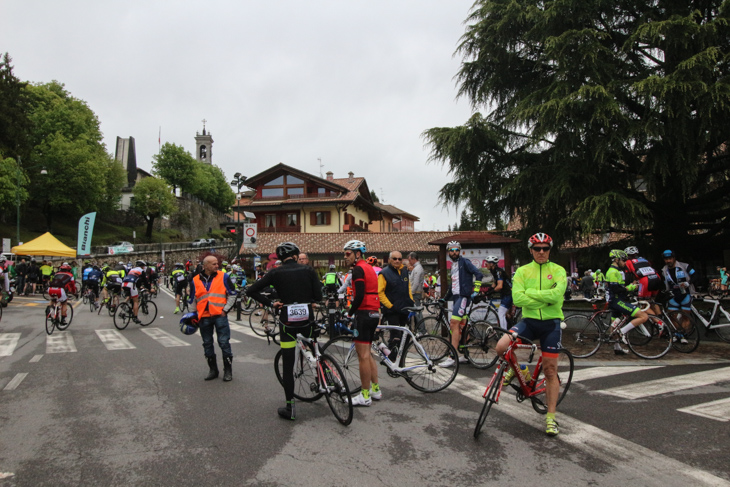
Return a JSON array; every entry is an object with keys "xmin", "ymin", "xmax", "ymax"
[
  {"xmin": 326, "ymin": 171, "xmax": 334, "ymax": 181},
  {"xmin": 348, "ymin": 171, "xmax": 354, "ymax": 182}
]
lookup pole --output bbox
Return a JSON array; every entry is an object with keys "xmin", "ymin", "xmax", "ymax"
[{"xmin": 16, "ymin": 156, "xmax": 21, "ymax": 245}]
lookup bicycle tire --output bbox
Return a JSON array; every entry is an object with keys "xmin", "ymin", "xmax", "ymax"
[
  {"xmin": 463, "ymin": 320, "xmax": 500, "ymax": 369},
  {"xmin": 138, "ymin": 299, "xmax": 158, "ymax": 326},
  {"xmin": 670, "ymin": 312, "xmax": 700, "ymax": 353},
  {"xmin": 561, "ymin": 314, "xmax": 602, "ymax": 358},
  {"xmin": 418, "ymin": 316, "xmax": 449, "ymax": 338},
  {"xmin": 530, "ymin": 348, "xmax": 574, "ymax": 414},
  {"xmin": 114, "ymin": 303, "xmax": 133, "ymax": 330},
  {"xmin": 320, "ymin": 353, "xmax": 353, "ymax": 426},
  {"xmin": 274, "ymin": 349, "xmax": 322, "ymax": 402},
  {"xmin": 474, "ymin": 362, "xmax": 506, "ymax": 439},
  {"xmin": 249, "ymin": 306, "xmax": 274, "ymax": 337},
  {"xmin": 56, "ymin": 304, "xmax": 73, "ymax": 330},
  {"xmin": 89, "ymin": 291, "xmax": 97, "ymax": 312},
  {"xmin": 627, "ymin": 316, "xmax": 673, "ymax": 359},
  {"xmin": 714, "ymin": 317, "xmax": 730, "ymax": 343},
  {"xmin": 0, "ymin": 303, "xmax": 3, "ymax": 322},
  {"xmin": 82, "ymin": 292, "xmax": 89, "ymax": 305},
  {"xmin": 43, "ymin": 288, "xmax": 51, "ymax": 300},
  {"xmin": 402, "ymin": 335, "xmax": 458, "ymax": 393},
  {"xmin": 45, "ymin": 308, "xmax": 56, "ymax": 335},
  {"xmin": 480, "ymin": 307, "xmax": 500, "ymax": 328},
  {"xmin": 320, "ymin": 335, "xmax": 361, "ymax": 394}
]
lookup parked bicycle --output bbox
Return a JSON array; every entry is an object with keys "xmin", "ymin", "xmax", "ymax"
[
  {"xmin": 690, "ymin": 296, "xmax": 730, "ymax": 343},
  {"xmin": 474, "ymin": 328, "xmax": 574, "ymax": 438}
]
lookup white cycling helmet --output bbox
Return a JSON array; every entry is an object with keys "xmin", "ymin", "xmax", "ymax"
[
  {"xmin": 624, "ymin": 246, "xmax": 639, "ymax": 257},
  {"xmin": 343, "ymin": 240, "xmax": 366, "ymax": 253},
  {"xmin": 447, "ymin": 241, "xmax": 461, "ymax": 250},
  {"xmin": 486, "ymin": 256, "xmax": 499, "ymax": 264}
]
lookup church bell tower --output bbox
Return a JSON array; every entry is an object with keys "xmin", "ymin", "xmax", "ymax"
[{"xmin": 195, "ymin": 119, "xmax": 213, "ymax": 164}]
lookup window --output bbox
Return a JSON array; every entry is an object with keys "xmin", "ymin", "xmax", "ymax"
[
  {"xmin": 200, "ymin": 145, "xmax": 207, "ymax": 160},
  {"xmin": 318, "ymin": 187, "xmax": 326, "ymax": 195},
  {"xmin": 265, "ymin": 214, "xmax": 276, "ymax": 227},
  {"xmin": 287, "ymin": 213, "xmax": 298, "ymax": 226},
  {"xmin": 287, "ymin": 175, "xmax": 304, "ymax": 184},
  {"xmin": 310, "ymin": 211, "xmax": 331, "ymax": 226},
  {"xmin": 262, "ymin": 188, "xmax": 284, "ymax": 197},
  {"xmin": 264, "ymin": 176, "xmax": 284, "ymax": 186},
  {"xmin": 287, "ymin": 187, "xmax": 304, "ymax": 196}
]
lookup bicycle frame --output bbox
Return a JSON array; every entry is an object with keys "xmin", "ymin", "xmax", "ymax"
[
  {"xmin": 294, "ymin": 333, "xmax": 337, "ymax": 395},
  {"xmin": 484, "ymin": 337, "xmax": 544, "ymax": 404},
  {"xmin": 691, "ymin": 298, "xmax": 730, "ymax": 332},
  {"xmin": 372, "ymin": 324, "xmax": 437, "ymax": 374}
]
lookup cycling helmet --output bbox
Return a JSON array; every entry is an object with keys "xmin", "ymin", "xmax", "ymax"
[
  {"xmin": 93, "ymin": 265, "xmax": 100, "ymax": 270},
  {"xmin": 624, "ymin": 246, "xmax": 639, "ymax": 256},
  {"xmin": 135, "ymin": 260, "xmax": 147, "ymax": 267},
  {"xmin": 528, "ymin": 233, "xmax": 553, "ymax": 248},
  {"xmin": 366, "ymin": 256, "xmax": 378, "ymax": 265},
  {"xmin": 447, "ymin": 241, "xmax": 461, "ymax": 250},
  {"xmin": 486, "ymin": 256, "xmax": 499, "ymax": 264},
  {"xmin": 343, "ymin": 239, "xmax": 366, "ymax": 253},
  {"xmin": 222, "ymin": 261, "xmax": 229, "ymax": 266},
  {"xmin": 179, "ymin": 312, "xmax": 199, "ymax": 335},
  {"xmin": 329, "ymin": 264, "xmax": 336, "ymax": 271},
  {"xmin": 175, "ymin": 262, "xmax": 184, "ymax": 268},
  {"xmin": 662, "ymin": 249, "xmax": 674, "ymax": 258},
  {"xmin": 276, "ymin": 241, "xmax": 300, "ymax": 260},
  {"xmin": 609, "ymin": 249, "xmax": 628, "ymax": 260},
  {"xmin": 59, "ymin": 263, "xmax": 71, "ymax": 271}
]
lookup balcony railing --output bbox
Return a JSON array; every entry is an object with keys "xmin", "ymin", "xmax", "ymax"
[
  {"xmin": 258, "ymin": 225, "xmax": 302, "ymax": 233},
  {"xmin": 254, "ymin": 193, "xmax": 338, "ymax": 202}
]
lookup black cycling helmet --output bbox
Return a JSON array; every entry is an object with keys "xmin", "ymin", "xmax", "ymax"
[{"xmin": 276, "ymin": 241, "xmax": 300, "ymax": 260}]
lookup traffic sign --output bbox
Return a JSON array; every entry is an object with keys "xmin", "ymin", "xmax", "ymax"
[{"xmin": 243, "ymin": 223, "xmax": 257, "ymax": 248}]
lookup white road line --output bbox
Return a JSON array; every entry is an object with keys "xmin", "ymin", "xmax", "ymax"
[
  {"xmin": 456, "ymin": 374, "xmax": 730, "ymax": 487},
  {"xmin": 29, "ymin": 355, "xmax": 43, "ymax": 363},
  {"xmin": 3, "ymin": 373, "xmax": 28, "ymax": 391},
  {"xmin": 229, "ymin": 323, "xmax": 258, "ymax": 337},
  {"xmin": 678, "ymin": 397, "xmax": 730, "ymax": 422},
  {"xmin": 141, "ymin": 328, "xmax": 191, "ymax": 347},
  {"xmin": 46, "ymin": 332, "xmax": 77, "ymax": 353},
  {"xmin": 571, "ymin": 365, "xmax": 664, "ymax": 382},
  {"xmin": 95, "ymin": 330, "xmax": 136, "ymax": 350},
  {"xmin": 0, "ymin": 333, "xmax": 21, "ymax": 356},
  {"xmin": 229, "ymin": 338, "xmax": 242, "ymax": 343},
  {"xmin": 598, "ymin": 366, "xmax": 730, "ymax": 399}
]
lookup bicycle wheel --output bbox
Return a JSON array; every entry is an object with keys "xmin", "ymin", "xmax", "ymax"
[
  {"xmin": 417, "ymin": 316, "xmax": 449, "ymax": 338},
  {"xmin": 561, "ymin": 314, "xmax": 602, "ymax": 358},
  {"xmin": 181, "ymin": 296, "xmax": 189, "ymax": 313},
  {"xmin": 45, "ymin": 308, "xmax": 56, "ymax": 335},
  {"xmin": 669, "ymin": 311, "xmax": 700, "ymax": 353},
  {"xmin": 714, "ymin": 315, "xmax": 730, "ymax": 343},
  {"xmin": 138, "ymin": 299, "xmax": 158, "ymax": 326},
  {"xmin": 114, "ymin": 303, "xmax": 133, "ymax": 330},
  {"xmin": 274, "ymin": 349, "xmax": 322, "ymax": 402},
  {"xmin": 320, "ymin": 335, "xmax": 361, "ymax": 394},
  {"xmin": 402, "ymin": 335, "xmax": 458, "ymax": 393},
  {"xmin": 82, "ymin": 291, "xmax": 89, "ymax": 305},
  {"xmin": 89, "ymin": 291, "xmax": 97, "ymax": 312},
  {"xmin": 474, "ymin": 362, "xmax": 506, "ymax": 439},
  {"xmin": 627, "ymin": 316, "xmax": 673, "ymax": 359},
  {"xmin": 56, "ymin": 304, "xmax": 73, "ymax": 330},
  {"xmin": 530, "ymin": 348, "xmax": 574, "ymax": 414},
  {"xmin": 249, "ymin": 306, "xmax": 274, "ymax": 337},
  {"xmin": 463, "ymin": 320, "xmax": 500, "ymax": 369},
  {"xmin": 320, "ymin": 353, "xmax": 353, "ymax": 426}
]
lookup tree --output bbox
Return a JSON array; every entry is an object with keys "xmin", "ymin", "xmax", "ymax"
[
  {"xmin": 424, "ymin": 1, "xmax": 730, "ymax": 256},
  {"xmin": 370, "ymin": 189, "xmax": 380, "ymax": 203},
  {"xmin": 189, "ymin": 163, "xmax": 235, "ymax": 213},
  {"xmin": 0, "ymin": 53, "xmax": 32, "ymax": 162},
  {"xmin": 24, "ymin": 81, "xmax": 124, "ymax": 229},
  {"xmin": 132, "ymin": 177, "xmax": 177, "ymax": 239},
  {"xmin": 152, "ymin": 142, "xmax": 197, "ymax": 193},
  {"xmin": 0, "ymin": 156, "xmax": 28, "ymax": 221}
]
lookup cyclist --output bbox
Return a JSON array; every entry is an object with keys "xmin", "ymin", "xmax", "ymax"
[
  {"xmin": 594, "ymin": 268, "xmax": 605, "ymax": 293},
  {"xmin": 366, "ymin": 255, "xmax": 382, "ymax": 275},
  {"xmin": 624, "ymin": 246, "xmax": 662, "ymax": 315},
  {"xmin": 47, "ymin": 263, "xmax": 76, "ymax": 326},
  {"xmin": 87, "ymin": 265, "xmax": 104, "ymax": 308},
  {"xmin": 121, "ymin": 260, "xmax": 149, "ymax": 324},
  {"xmin": 102, "ymin": 264, "xmax": 123, "ymax": 308},
  {"xmin": 146, "ymin": 263, "xmax": 159, "ymax": 294},
  {"xmin": 39, "ymin": 260, "xmax": 53, "ymax": 289},
  {"xmin": 661, "ymin": 249, "xmax": 696, "ymax": 335},
  {"xmin": 343, "ymin": 239, "xmax": 382, "ymax": 406},
  {"xmin": 494, "ymin": 233, "xmax": 566, "ymax": 436},
  {"xmin": 441, "ymin": 240, "xmax": 484, "ymax": 368},
  {"xmin": 484, "ymin": 255, "xmax": 513, "ymax": 330},
  {"xmin": 605, "ymin": 249, "xmax": 650, "ymax": 355},
  {"xmin": 172, "ymin": 263, "xmax": 188, "ymax": 313},
  {"xmin": 247, "ymin": 242, "xmax": 323, "ymax": 420}
]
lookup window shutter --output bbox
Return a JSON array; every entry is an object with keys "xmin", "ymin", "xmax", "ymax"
[
  {"xmin": 325, "ymin": 211, "xmax": 331, "ymax": 225},
  {"xmin": 310, "ymin": 212, "xmax": 316, "ymax": 225}
]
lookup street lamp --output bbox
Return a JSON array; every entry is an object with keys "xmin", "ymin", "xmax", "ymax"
[
  {"xmin": 230, "ymin": 172, "xmax": 247, "ymax": 260},
  {"xmin": 16, "ymin": 156, "xmax": 48, "ymax": 245}
]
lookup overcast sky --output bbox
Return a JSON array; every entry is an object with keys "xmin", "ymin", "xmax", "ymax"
[{"xmin": 3, "ymin": 0, "xmax": 477, "ymax": 230}]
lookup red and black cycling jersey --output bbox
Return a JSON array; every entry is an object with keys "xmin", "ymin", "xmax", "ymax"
[
  {"xmin": 625, "ymin": 257, "xmax": 658, "ymax": 281},
  {"xmin": 349, "ymin": 259, "xmax": 380, "ymax": 313}
]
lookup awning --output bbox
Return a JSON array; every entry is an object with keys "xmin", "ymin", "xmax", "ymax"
[{"xmin": 11, "ymin": 232, "xmax": 77, "ymax": 258}]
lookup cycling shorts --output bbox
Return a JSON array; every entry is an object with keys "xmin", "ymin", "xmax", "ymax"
[
  {"xmin": 510, "ymin": 318, "xmax": 562, "ymax": 357},
  {"xmin": 668, "ymin": 294, "xmax": 692, "ymax": 311},
  {"xmin": 48, "ymin": 287, "xmax": 67, "ymax": 303},
  {"xmin": 451, "ymin": 295, "xmax": 471, "ymax": 322},
  {"xmin": 87, "ymin": 281, "xmax": 100, "ymax": 295},
  {"xmin": 500, "ymin": 294, "xmax": 513, "ymax": 307},
  {"xmin": 280, "ymin": 322, "xmax": 316, "ymax": 349},
  {"xmin": 174, "ymin": 282, "xmax": 187, "ymax": 296},
  {"xmin": 122, "ymin": 281, "xmax": 138, "ymax": 298},
  {"xmin": 637, "ymin": 275, "xmax": 662, "ymax": 298},
  {"xmin": 352, "ymin": 310, "xmax": 380, "ymax": 344},
  {"xmin": 609, "ymin": 299, "xmax": 639, "ymax": 318}
]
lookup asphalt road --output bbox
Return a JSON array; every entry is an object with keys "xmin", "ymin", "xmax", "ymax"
[{"xmin": 1, "ymin": 290, "xmax": 729, "ymax": 486}]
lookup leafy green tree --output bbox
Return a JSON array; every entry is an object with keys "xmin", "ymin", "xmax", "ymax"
[
  {"xmin": 190, "ymin": 163, "xmax": 235, "ymax": 213},
  {"xmin": 424, "ymin": 1, "xmax": 730, "ymax": 255},
  {"xmin": 24, "ymin": 81, "xmax": 123, "ymax": 229},
  {"xmin": 152, "ymin": 142, "xmax": 197, "ymax": 192},
  {"xmin": 0, "ymin": 156, "xmax": 28, "ymax": 220},
  {"xmin": 370, "ymin": 189, "xmax": 380, "ymax": 203},
  {"xmin": 0, "ymin": 53, "xmax": 32, "ymax": 161},
  {"xmin": 132, "ymin": 177, "xmax": 177, "ymax": 239}
]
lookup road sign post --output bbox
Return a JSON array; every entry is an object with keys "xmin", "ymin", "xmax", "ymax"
[{"xmin": 243, "ymin": 223, "xmax": 257, "ymax": 249}]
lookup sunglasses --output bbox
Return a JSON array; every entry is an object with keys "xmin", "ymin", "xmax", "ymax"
[
  {"xmin": 532, "ymin": 246, "xmax": 551, "ymax": 252},
  {"xmin": 448, "ymin": 248, "xmax": 461, "ymax": 252},
  {"xmin": 344, "ymin": 251, "xmax": 353, "ymax": 257},
  {"xmin": 391, "ymin": 257, "xmax": 402, "ymax": 261}
]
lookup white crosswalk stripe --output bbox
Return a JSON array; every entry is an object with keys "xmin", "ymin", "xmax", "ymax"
[
  {"xmin": 46, "ymin": 332, "xmax": 77, "ymax": 353},
  {"xmin": 140, "ymin": 328, "xmax": 192, "ymax": 347},
  {"xmin": 3, "ymin": 373, "xmax": 28, "ymax": 391},
  {"xmin": 0, "ymin": 333, "xmax": 21, "ymax": 356},
  {"xmin": 597, "ymin": 366, "xmax": 730, "ymax": 399},
  {"xmin": 95, "ymin": 330, "xmax": 136, "ymax": 350},
  {"xmin": 678, "ymin": 397, "xmax": 730, "ymax": 422},
  {"xmin": 571, "ymin": 365, "xmax": 664, "ymax": 382}
]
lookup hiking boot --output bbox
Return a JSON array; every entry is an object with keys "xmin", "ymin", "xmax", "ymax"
[
  {"xmin": 204, "ymin": 355, "xmax": 219, "ymax": 381},
  {"xmin": 222, "ymin": 356, "xmax": 233, "ymax": 382}
]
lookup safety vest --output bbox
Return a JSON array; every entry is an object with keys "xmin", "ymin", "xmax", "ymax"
[{"xmin": 194, "ymin": 272, "xmax": 228, "ymax": 318}]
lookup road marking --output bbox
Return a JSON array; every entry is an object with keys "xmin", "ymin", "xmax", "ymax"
[
  {"xmin": 571, "ymin": 365, "xmax": 664, "ymax": 382},
  {"xmin": 95, "ymin": 330, "xmax": 136, "ymax": 350},
  {"xmin": 29, "ymin": 355, "xmax": 43, "ymax": 363},
  {"xmin": 46, "ymin": 332, "xmax": 77, "ymax": 353},
  {"xmin": 678, "ymin": 397, "xmax": 730, "ymax": 422},
  {"xmin": 141, "ymin": 328, "xmax": 191, "ymax": 347},
  {"xmin": 0, "ymin": 333, "xmax": 21, "ymax": 356},
  {"xmin": 598, "ymin": 366, "xmax": 730, "ymax": 399},
  {"xmin": 229, "ymin": 338, "xmax": 241, "ymax": 343},
  {"xmin": 3, "ymin": 373, "xmax": 28, "ymax": 391},
  {"xmin": 456, "ymin": 373, "xmax": 730, "ymax": 487},
  {"xmin": 229, "ymin": 323, "xmax": 254, "ymax": 336}
]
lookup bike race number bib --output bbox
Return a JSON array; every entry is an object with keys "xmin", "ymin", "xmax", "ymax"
[{"xmin": 287, "ymin": 304, "xmax": 310, "ymax": 323}]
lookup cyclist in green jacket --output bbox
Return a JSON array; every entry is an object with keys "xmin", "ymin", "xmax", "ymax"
[{"xmin": 495, "ymin": 232, "xmax": 567, "ymax": 437}]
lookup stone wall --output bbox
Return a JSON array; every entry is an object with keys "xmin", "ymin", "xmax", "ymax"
[{"xmin": 172, "ymin": 195, "xmax": 229, "ymax": 240}]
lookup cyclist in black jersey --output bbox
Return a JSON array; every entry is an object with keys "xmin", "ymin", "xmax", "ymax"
[{"xmin": 247, "ymin": 242, "xmax": 323, "ymax": 421}]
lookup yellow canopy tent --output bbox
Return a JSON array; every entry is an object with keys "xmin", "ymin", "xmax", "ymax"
[{"xmin": 11, "ymin": 232, "xmax": 76, "ymax": 258}]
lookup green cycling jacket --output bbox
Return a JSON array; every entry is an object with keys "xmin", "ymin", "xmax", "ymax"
[{"xmin": 512, "ymin": 260, "xmax": 567, "ymax": 320}]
